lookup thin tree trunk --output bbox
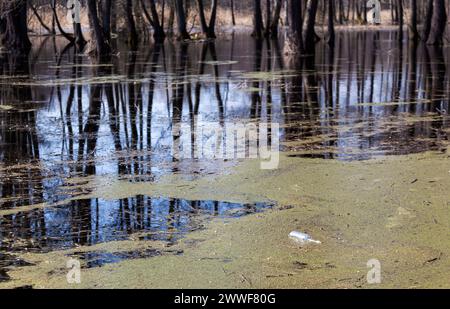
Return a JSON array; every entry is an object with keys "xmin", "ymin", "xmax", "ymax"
[
  {"xmin": 427, "ymin": 0, "xmax": 447, "ymax": 45},
  {"xmin": 168, "ymin": 1, "xmax": 175, "ymax": 36},
  {"xmin": 87, "ymin": 0, "xmax": 111, "ymax": 56},
  {"xmin": 397, "ymin": 0, "xmax": 404, "ymax": 41},
  {"xmin": 252, "ymin": 0, "xmax": 264, "ymax": 39},
  {"xmin": 209, "ymin": 0, "xmax": 219, "ymax": 38},
  {"xmin": 327, "ymin": 0, "xmax": 336, "ymax": 46},
  {"xmin": 174, "ymin": 0, "xmax": 190, "ymax": 39},
  {"xmin": 102, "ymin": 0, "xmax": 112, "ymax": 41},
  {"xmin": 196, "ymin": 0, "xmax": 218, "ymax": 38},
  {"xmin": 270, "ymin": 0, "xmax": 283, "ymax": 38},
  {"xmin": 423, "ymin": 0, "xmax": 434, "ymax": 41},
  {"xmin": 125, "ymin": 0, "xmax": 139, "ymax": 47},
  {"xmin": 264, "ymin": 0, "xmax": 272, "ymax": 37},
  {"xmin": 30, "ymin": 4, "xmax": 53, "ymax": 34},
  {"xmin": 408, "ymin": 0, "xmax": 419, "ymax": 41},
  {"xmin": 51, "ymin": 0, "xmax": 75, "ymax": 42},
  {"xmin": 143, "ymin": 0, "xmax": 166, "ymax": 41},
  {"xmin": 231, "ymin": 0, "xmax": 236, "ymax": 26},
  {"xmin": 0, "ymin": 17, "xmax": 5, "ymax": 42},
  {"xmin": 197, "ymin": 0, "xmax": 210, "ymax": 34},
  {"xmin": 303, "ymin": 0, "xmax": 320, "ymax": 53}
]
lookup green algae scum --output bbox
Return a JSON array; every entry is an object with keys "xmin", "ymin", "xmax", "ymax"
[{"xmin": 1, "ymin": 28, "xmax": 450, "ymax": 292}]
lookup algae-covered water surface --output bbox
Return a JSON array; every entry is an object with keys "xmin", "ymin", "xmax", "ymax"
[{"xmin": 0, "ymin": 31, "xmax": 449, "ymax": 289}]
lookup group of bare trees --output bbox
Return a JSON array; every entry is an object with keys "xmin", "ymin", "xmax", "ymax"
[
  {"xmin": 0, "ymin": 1, "xmax": 449, "ymax": 57},
  {"xmin": 284, "ymin": 0, "xmax": 448, "ymax": 57}
]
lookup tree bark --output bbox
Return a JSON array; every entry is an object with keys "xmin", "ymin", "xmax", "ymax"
[
  {"xmin": 397, "ymin": 0, "xmax": 404, "ymax": 41},
  {"xmin": 408, "ymin": 0, "xmax": 419, "ymax": 41},
  {"xmin": 2, "ymin": 0, "xmax": 31, "ymax": 52},
  {"xmin": 102, "ymin": 0, "xmax": 112, "ymax": 41},
  {"xmin": 252, "ymin": 0, "xmax": 264, "ymax": 39},
  {"xmin": 30, "ymin": 4, "xmax": 53, "ymax": 35},
  {"xmin": 174, "ymin": 0, "xmax": 190, "ymax": 39},
  {"xmin": 422, "ymin": 0, "xmax": 434, "ymax": 41},
  {"xmin": 87, "ymin": 0, "xmax": 111, "ymax": 56},
  {"xmin": 197, "ymin": 0, "xmax": 218, "ymax": 38},
  {"xmin": 51, "ymin": 0, "xmax": 75, "ymax": 42},
  {"xmin": 427, "ymin": 0, "xmax": 447, "ymax": 45},
  {"xmin": 142, "ymin": 0, "xmax": 166, "ymax": 42},
  {"xmin": 303, "ymin": 0, "xmax": 320, "ymax": 53},
  {"xmin": 264, "ymin": 0, "xmax": 272, "ymax": 37},
  {"xmin": 0, "ymin": 17, "xmax": 5, "ymax": 42},
  {"xmin": 327, "ymin": 0, "xmax": 335, "ymax": 46},
  {"xmin": 284, "ymin": 0, "xmax": 303, "ymax": 56},
  {"xmin": 269, "ymin": 0, "xmax": 283, "ymax": 38},
  {"xmin": 125, "ymin": 0, "xmax": 139, "ymax": 47},
  {"xmin": 230, "ymin": 0, "xmax": 236, "ymax": 26}
]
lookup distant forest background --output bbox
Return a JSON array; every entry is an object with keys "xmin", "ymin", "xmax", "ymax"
[{"xmin": 0, "ymin": 1, "xmax": 449, "ymax": 56}]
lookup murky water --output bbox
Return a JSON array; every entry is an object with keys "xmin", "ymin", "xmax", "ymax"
[
  {"xmin": 1, "ymin": 196, "xmax": 270, "ymax": 252},
  {"xmin": 0, "ymin": 195, "xmax": 270, "ymax": 278},
  {"xmin": 1, "ymin": 30, "xmax": 450, "ymax": 279}
]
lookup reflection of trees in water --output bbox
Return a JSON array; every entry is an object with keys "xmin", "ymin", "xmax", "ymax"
[
  {"xmin": 2, "ymin": 194, "xmax": 267, "ymax": 252},
  {"xmin": 0, "ymin": 52, "xmax": 47, "ymax": 251},
  {"xmin": 283, "ymin": 32, "xmax": 450, "ymax": 159},
  {"xmin": 0, "ymin": 54, "xmax": 39, "ymax": 203}
]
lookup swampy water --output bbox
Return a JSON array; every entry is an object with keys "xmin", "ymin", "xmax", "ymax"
[{"xmin": 1, "ymin": 30, "xmax": 450, "ymax": 284}]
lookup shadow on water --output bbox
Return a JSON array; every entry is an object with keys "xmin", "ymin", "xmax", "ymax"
[{"xmin": 1, "ymin": 30, "xmax": 450, "ymax": 277}]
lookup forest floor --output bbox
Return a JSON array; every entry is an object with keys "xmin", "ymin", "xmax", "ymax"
[
  {"xmin": 1, "ymin": 151, "xmax": 449, "ymax": 289},
  {"xmin": 28, "ymin": 7, "xmax": 400, "ymax": 38}
]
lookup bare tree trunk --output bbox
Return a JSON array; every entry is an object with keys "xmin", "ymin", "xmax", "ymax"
[
  {"xmin": 284, "ymin": 0, "xmax": 303, "ymax": 56},
  {"xmin": 2, "ymin": 0, "xmax": 31, "ymax": 52},
  {"xmin": 102, "ymin": 0, "xmax": 112, "ymax": 41},
  {"xmin": 284, "ymin": 0, "xmax": 290, "ymax": 26},
  {"xmin": 408, "ymin": 0, "xmax": 419, "ymax": 41},
  {"xmin": 269, "ymin": 0, "xmax": 283, "ymax": 38},
  {"xmin": 51, "ymin": 0, "xmax": 75, "ymax": 42},
  {"xmin": 264, "ymin": 0, "xmax": 272, "ymax": 37},
  {"xmin": 0, "ymin": 17, "xmax": 5, "ymax": 42},
  {"xmin": 303, "ymin": 0, "xmax": 319, "ymax": 53},
  {"xmin": 230, "ymin": 0, "xmax": 236, "ymax": 26},
  {"xmin": 197, "ymin": 0, "xmax": 210, "ymax": 34},
  {"xmin": 252, "ymin": 0, "xmax": 264, "ymax": 39},
  {"xmin": 423, "ymin": 0, "xmax": 434, "ymax": 41},
  {"xmin": 168, "ymin": 0, "xmax": 175, "ymax": 36},
  {"xmin": 125, "ymin": 0, "xmax": 139, "ymax": 47},
  {"xmin": 196, "ymin": 0, "xmax": 218, "ymax": 38},
  {"xmin": 110, "ymin": 1, "xmax": 117, "ymax": 34},
  {"xmin": 338, "ymin": 0, "xmax": 345, "ymax": 24},
  {"xmin": 30, "ymin": 4, "xmax": 53, "ymax": 34},
  {"xmin": 327, "ymin": 0, "xmax": 335, "ymax": 46},
  {"xmin": 209, "ymin": 0, "xmax": 219, "ymax": 37},
  {"xmin": 427, "ymin": 0, "xmax": 447, "ymax": 45},
  {"xmin": 174, "ymin": 0, "xmax": 190, "ymax": 39},
  {"xmin": 69, "ymin": 0, "xmax": 87, "ymax": 49},
  {"xmin": 87, "ymin": 0, "xmax": 111, "ymax": 56},
  {"xmin": 142, "ymin": 0, "xmax": 166, "ymax": 41},
  {"xmin": 397, "ymin": 0, "xmax": 404, "ymax": 41}
]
